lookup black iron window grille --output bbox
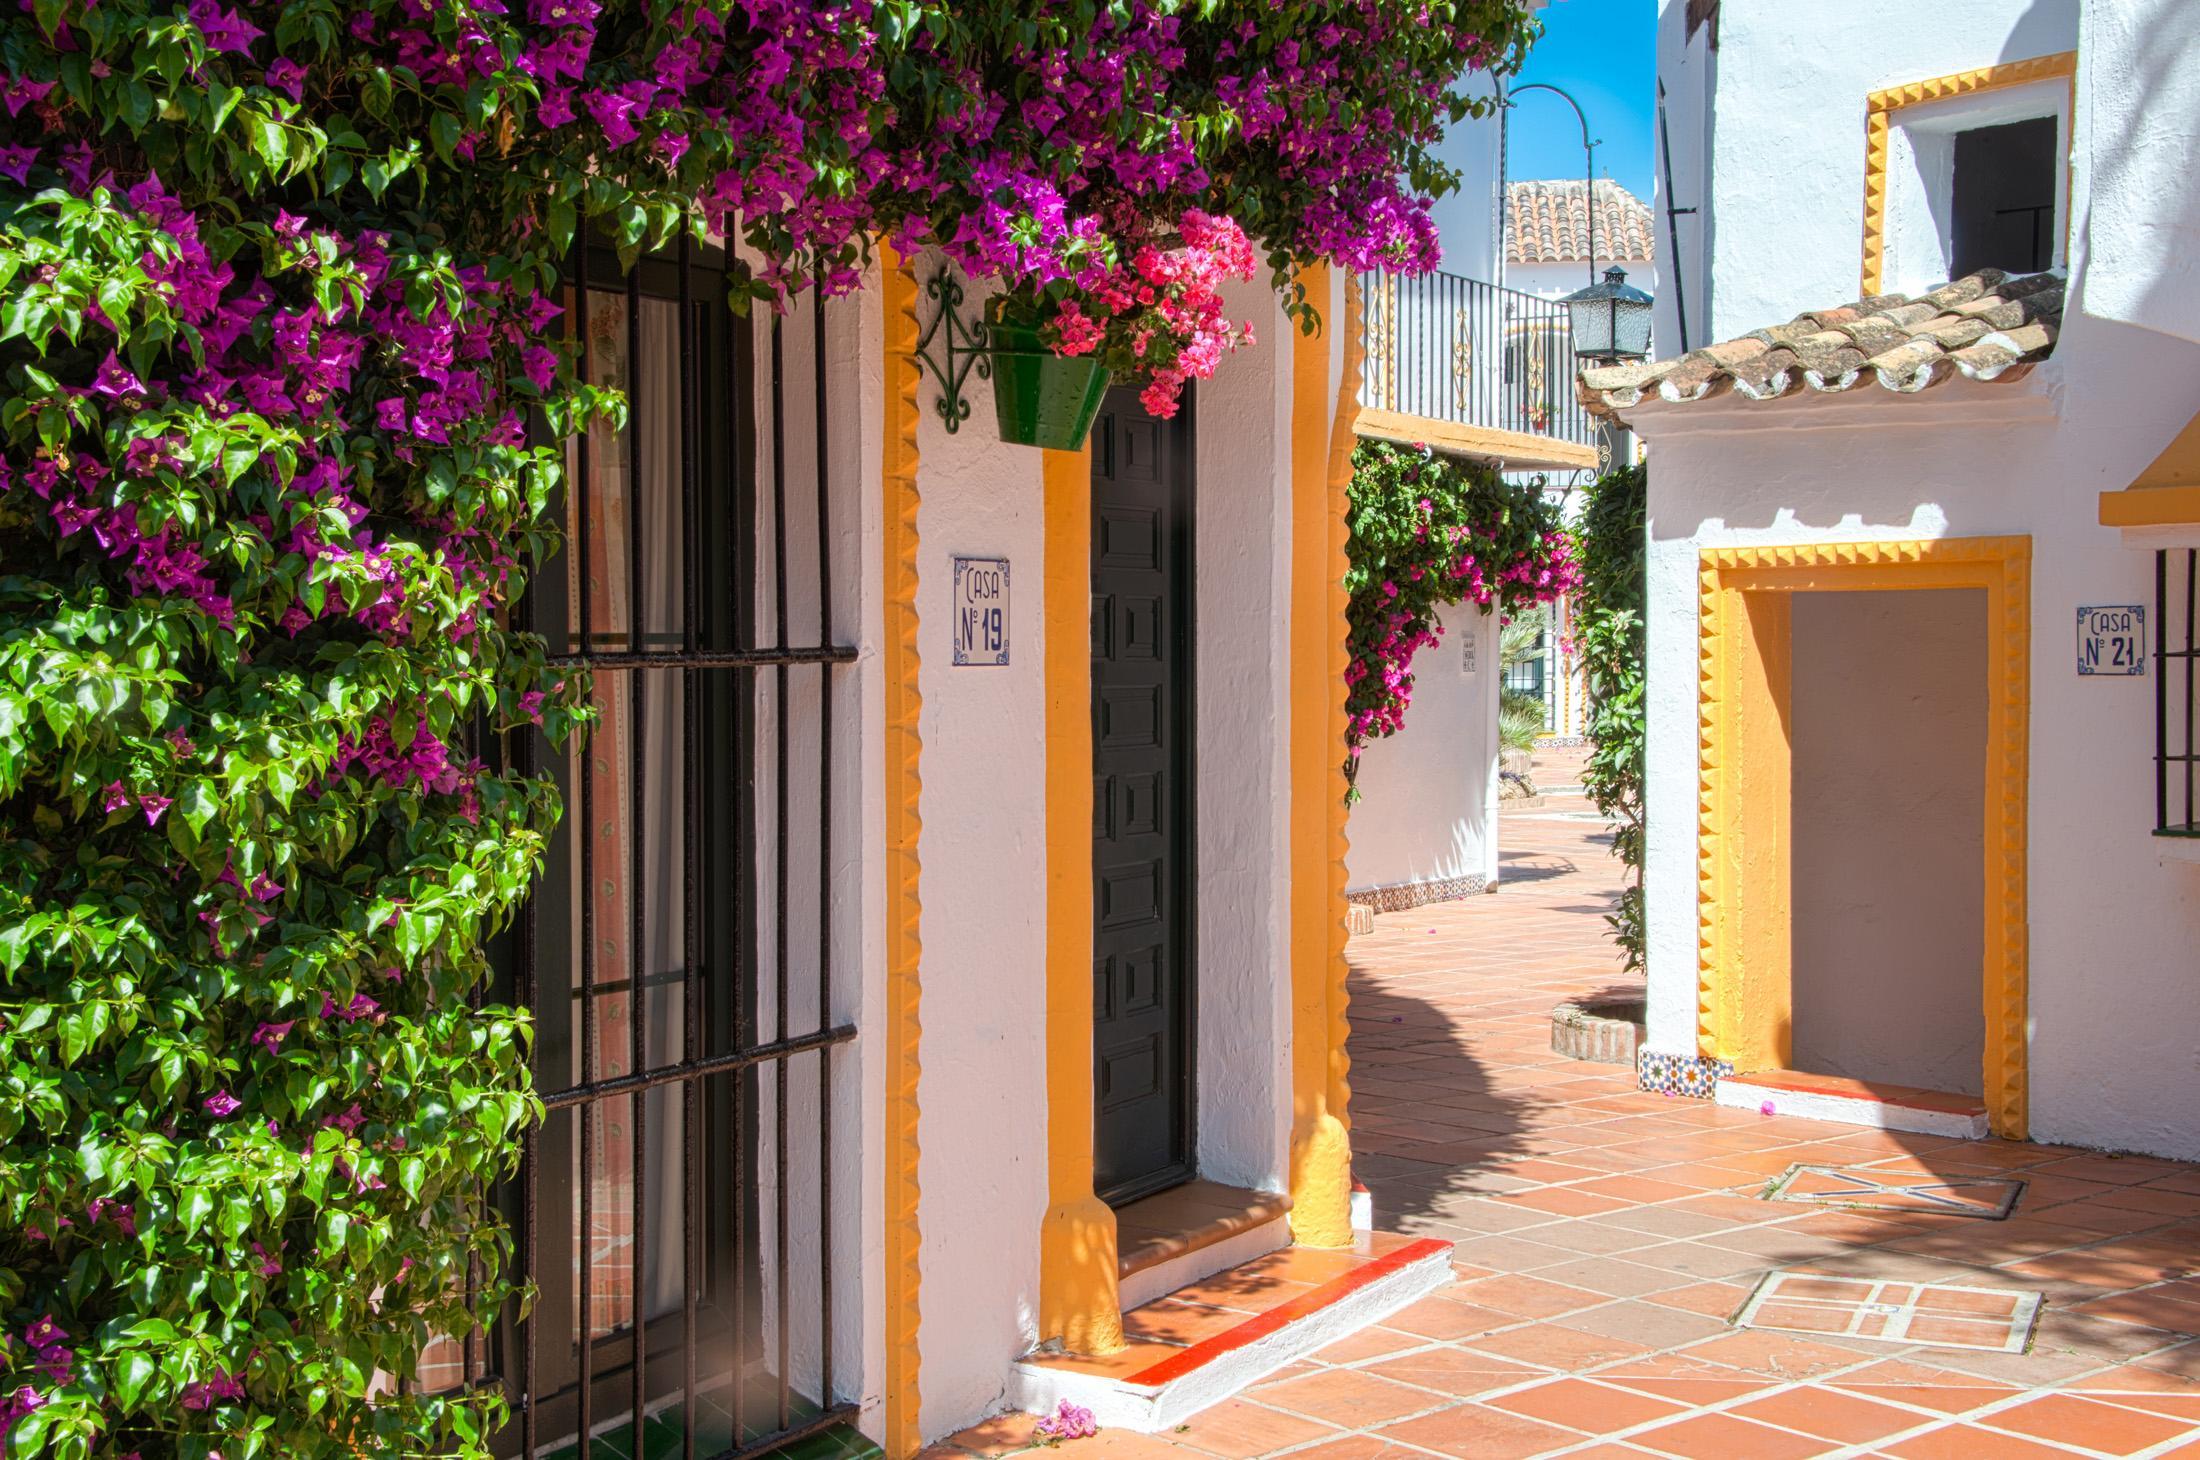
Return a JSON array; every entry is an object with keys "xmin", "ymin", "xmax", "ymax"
[
  {"xmin": 427, "ymin": 239, "xmax": 859, "ymax": 1460},
  {"xmin": 2158, "ymin": 550, "xmax": 2199, "ymax": 837}
]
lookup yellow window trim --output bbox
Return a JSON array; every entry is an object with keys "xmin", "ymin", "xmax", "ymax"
[
  {"xmin": 1696, "ymin": 537, "xmax": 2031, "ymax": 1139},
  {"xmin": 1861, "ymin": 51, "xmax": 2077, "ymax": 297},
  {"xmin": 878, "ymin": 243, "xmax": 926, "ymax": 1458}
]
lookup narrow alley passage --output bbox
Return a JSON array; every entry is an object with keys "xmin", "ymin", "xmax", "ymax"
[{"xmin": 934, "ymin": 771, "xmax": 2200, "ymax": 1459}]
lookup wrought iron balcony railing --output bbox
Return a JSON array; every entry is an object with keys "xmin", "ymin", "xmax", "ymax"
[{"xmin": 1357, "ymin": 269, "xmax": 1599, "ymax": 456}]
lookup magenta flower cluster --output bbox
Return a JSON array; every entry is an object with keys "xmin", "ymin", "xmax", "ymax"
[
  {"xmin": 1345, "ymin": 444, "xmax": 1579, "ymax": 761},
  {"xmin": 1045, "ymin": 209, "xmax": 1260, "ymax": 418}
]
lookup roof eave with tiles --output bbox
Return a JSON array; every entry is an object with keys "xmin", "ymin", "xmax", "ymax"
[{"xmin": 1579, "ymin": 269, "xmax": 2063, "ymax": 419}]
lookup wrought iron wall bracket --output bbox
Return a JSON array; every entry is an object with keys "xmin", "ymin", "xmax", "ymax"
[{"xmin": 911, "ymin": 266, "xmax": 991, "ymax": 433}]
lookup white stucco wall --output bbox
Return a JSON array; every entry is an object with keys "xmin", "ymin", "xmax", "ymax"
[
  {"xmin": 1690, "ymin": 0, "xmax": 2079, "ymax": 339},
  {"xmin": 906, "ymin": 280, "xmax": 1053, "ymax": 1437},
  {"xmin": 2076, "ymin": 0, "xmax": 2200, "ymax": 348},
  {"xmin": 1344, "ymin": 603, "xmax": 1501, "ymax": 896},
  {"xmin": 1652, "ymin": 0, "xmax": 1713, "ymax": 357},
  {"xmin": 1508, "ymin": 256, "xmax": 1652, "ymax": 305},
  {"xmin": 1192, "ymin": 276, "xmax": 1298, "ymax": 1194},
  {"xmin": 1789, "ymin": 589, "xmax": 1987, "ymax": 1096},
  {"xmin": 1430, "ymin": 76, "xmax": 1508, "ymax": 284}
]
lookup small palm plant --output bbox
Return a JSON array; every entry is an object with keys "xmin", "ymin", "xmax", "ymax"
[{"xmin": 1497, "ymin": 606, "xmax": 1550, "ymax": 796}]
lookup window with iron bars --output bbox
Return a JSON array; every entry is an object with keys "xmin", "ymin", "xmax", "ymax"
[{"xmin": 423, "ymin": 239, "xmax": 861, "ymax": 1460}]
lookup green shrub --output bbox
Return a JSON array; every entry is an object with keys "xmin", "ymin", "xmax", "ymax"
[{"xmin": 1573, "ymin": 461, "xmax": 1647, "ymax": 969}]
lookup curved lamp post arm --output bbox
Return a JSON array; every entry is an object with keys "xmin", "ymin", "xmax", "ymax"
[{"xmin": 1506, "ymin": 81, "xmax": 1601, "ymax": 288}]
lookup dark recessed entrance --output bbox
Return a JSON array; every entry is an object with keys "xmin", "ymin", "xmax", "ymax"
[{"xmin": 1091, "ymin": 386, "xmax": 1197, "ymax": 1207}]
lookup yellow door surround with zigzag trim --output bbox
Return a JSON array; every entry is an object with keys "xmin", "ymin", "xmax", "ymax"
[
  {"xmin": 1861, "ymin": 51, "xmax": 2076, "ymax": 297},
  {"xmin": 1695, "ymin": 537, "xmax": 2031, "ymax": 1139}
]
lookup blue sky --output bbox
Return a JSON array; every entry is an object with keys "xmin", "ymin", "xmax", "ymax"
[{"xmin": 1505, "ymin": 0, "xmax": 1657, "ymax": 202}]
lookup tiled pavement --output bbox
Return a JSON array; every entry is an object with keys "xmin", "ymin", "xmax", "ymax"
[{"xmin": 931, "ymin": 760, "xmax": 2200, "ymax": 1460}]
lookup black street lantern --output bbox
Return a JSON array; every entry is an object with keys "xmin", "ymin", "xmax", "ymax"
[{"xmin": 1563, "ymin": 265, "xmax": 1656, "ymax": 364}]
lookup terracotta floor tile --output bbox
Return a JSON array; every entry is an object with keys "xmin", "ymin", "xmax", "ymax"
[
  {"xmin": 1122, "ymin": 1300, "xmax": 1252, "ymax": 1346},
  {"xmin": 1529, "ymin": 1256, "xmax": 1690, "ymax": 1297},
  {"xmin": 1729, "ymin": 1386, "xmax": 1935, "ymax": 1444},
  {"xmin": 1642, "ymin": 1280, "xmax": 1752, "ymax": 1320},
  {"xmin": 1484, "ymin": 1377, "xmax": 1688, "ymax": 1434},
  {"xmin": 1880, "ymin": 1423, "xmax": 2095, "ymax": 1459},
  {"xmin": 1677, "ymin": 1329, "xmax": 1871, "ymax": 1379},
  {"xmin": 1979, "ymin": 1392, "xmax": 2195, "ymax": 1455},
  {"xmin": 1363, "ymin": 1345, "xmax": 1544, "ymax": 1396},
  {"xmin": 1250, "ymin": 1368, "xmax": 1450, "ymax": 1428},
  {"xmin": 1448, "ymin": 1273, "xmax": 1612, "ymax": 1320},
  {"xmin": 1162, "ymin": 1398, "xmax": 1342, "ymax": 1459},
  {"xmin": 1460, "ymin": 1320, "xmax": 1656, "ymax": 1372},
  {"xmin": 1164, "ymin": 1269, "xmax": 1316, "ymax": 1312},
  {"xmin": 1375, "ymin": 1401, "xmax": 1590, "ymax": 1459},
  {"xmin": 1626, "ymin": 1410, "xmax": 1831, "ymax": 1460},
  {"xmin": 1553, "ymin": 1298, "xmax": 1733, "ymax": 1350},
  {"xmin": 938, "ymin": 1413, "xmax": 1042, "ymax": 1456},
  {"xmin": 1308, "ymin": 1325, "xmax": 1433, "ymax": 1366},
  {"xmin": 1496, "ymin": 1186, "xmax": 1634, "ymax": 1218},
  {"xmin": 1266, "ymin": 1440, "xmax": 1429, "ymax": 1460},
  {"xmin": 1375, "ymin": 1296, "xmax": 1517, "ymax": 1342}
]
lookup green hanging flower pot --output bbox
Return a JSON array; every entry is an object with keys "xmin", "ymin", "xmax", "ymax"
[{"xmin": 987, "ymin": 319, "xmax": 1111, "ymax": 452}]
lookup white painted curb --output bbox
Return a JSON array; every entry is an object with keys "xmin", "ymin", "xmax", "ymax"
[
  {"xmin": 1716, "ymin": 1078, "xmax": 1989, "ymax": 1140},
  {"xmin": 1009, "ymin": 1243, "xmax": 1454, "ymax": 1433}
]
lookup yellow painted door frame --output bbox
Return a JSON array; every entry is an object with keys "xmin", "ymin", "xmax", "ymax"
[
  {"xmin": 1036, "ymin": 441, "xmax": 1126, "ymax": 1354},
  {"xmin": 1694, "ymin": 537, "xmax": 2032, "ymax": 1138},
  {"xmin": 1286, "ymin": 266, "xmax": 1362, "ymax": 1248}
]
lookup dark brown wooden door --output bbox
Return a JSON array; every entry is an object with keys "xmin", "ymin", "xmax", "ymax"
[{"xmin": 1091, "ymin": 386, "xmax": 1196, "ymax": 1206}]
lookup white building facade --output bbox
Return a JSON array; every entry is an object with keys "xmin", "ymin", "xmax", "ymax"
[{"xmin": 1586, "ymin": 0, "xmax": 2200, "ymax": 1161}]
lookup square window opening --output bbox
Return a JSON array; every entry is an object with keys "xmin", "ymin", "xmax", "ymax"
[{"xmin": 1950, "ymin": 116, "xmax": 2059, "ymax": 277}]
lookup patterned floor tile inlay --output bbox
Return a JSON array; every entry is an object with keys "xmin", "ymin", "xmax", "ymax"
[
  {"xmin": 1735, "ymin": 1271, "xmax": 2043, "ymax": 1353},
  {"xmin": 1764, "ymin": 1163, "xmax": 2025, "ymax": 1220}
]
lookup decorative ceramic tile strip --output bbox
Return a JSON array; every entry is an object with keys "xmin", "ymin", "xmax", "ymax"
[
  {"xmin": 1735, "ymin": 1271, "xmax": 2043, "ymax": 1353},
  {"xmin": 1637, "ymin": 1050, "xmax": 1732, "ymax": 1099},
  {"xmin": 1764, "ymin": 1164, "xmax": 2025, "ymax": 1221},
  {"xmin": 1344, "ymin": 873, "xmax": 1487, "ymax": 915}
]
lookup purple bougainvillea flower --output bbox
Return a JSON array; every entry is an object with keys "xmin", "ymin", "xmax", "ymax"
[
  {"xmin": 1033, "ymin": 1399, "xmax": 1098, "ymax": 1440},
  {"xmin": 250, "ymin": 1020, "xmax": 294, "ymax": 1053},
  {"xmin": 89, "ymin": 352, "xmax": 146, "ymax": 403},
  {"xmin": 101, "ymin": 780, "xmax": 131, "ymax": 814},
  {"xmin": 0, "ymin": 144, "xmax": 33, "ymax": 183},
  {"xmin": 203, "ymin": 1091, "xmax": 242, "ymax": 1118},
  {"xmin": 139, "ymin": 792, "xmax": 171, "ymax": 825},
  {"xmin": 264, "ymin": 57, "xmax": 307, "ymax": 102},
  {"xmin": 22, "ymin": 1318, "xmax": 65, "ymax": 1350}
]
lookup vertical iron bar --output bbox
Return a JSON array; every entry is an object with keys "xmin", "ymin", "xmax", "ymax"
[
  {"xmin": 678, "ymin": 233, "xmax": 700, "ymax": 1460},
  {"xmin": 573, "ymin": 253, "xmax": 597, "ymax": 1457},
  {"xmin": 2158, "ymin": 549, "xmax": 2169, "ymax": 832},
  {"xmin": 624, "ymin": 266, "xmax": 649, "ymax": 1446},
  {"xmin": 2186, "ymin": 550, "xmax": 2195, "ymax": 831},
  {"xmin": 811, "ymin": 288, "xmax": 835, "ymax": 1405},
  {"xmin": 725, "ymin": 270, "xmax": 749, "ymax": 1449},
  {"xmin": 768, "ymin": 309, "xmax": 793, "ymax": 1434}
]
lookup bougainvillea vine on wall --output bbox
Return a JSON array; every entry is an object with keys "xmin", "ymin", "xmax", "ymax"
[
  {"xmin": 0, "ymin": 3, "xmax": 1541, "ymax": 1457},
  {"xmin": 1344, "ymin": 441, "xmax": 1577, "ymax": 798}
]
